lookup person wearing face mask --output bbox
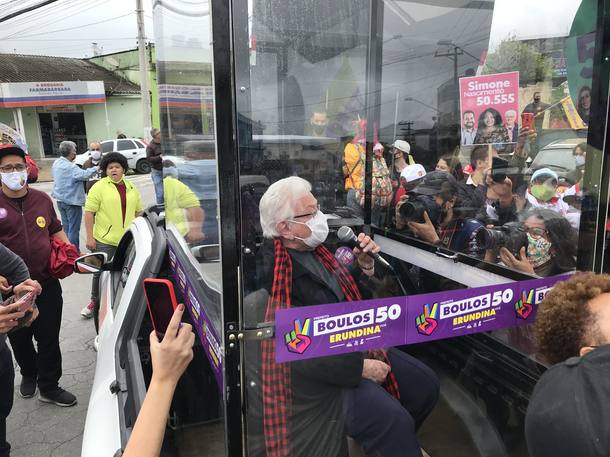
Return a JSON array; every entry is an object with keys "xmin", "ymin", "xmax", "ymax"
[
  {"xmin": 526, "ymin": 168, "xmax": 579, "ymax": 229},
  {"xmin": 399, "ymin": 171, "xmax": 484, "ymax": 257},
  {"xmin": 256, "ymin": 176, "xmax": 439, "ymax": 457},
  {"xmin": 306, "ymin": 110, "xmax": 330, "ymax": 138},
  {"xmin": 0, "ymin": 144, "xmax": 77, "ymax": 407},
  {"xmin": 83, "ymin": 152, "xmax": 142, "ymax": 325},
  {"xmin": 82, "ymin": 141, "xmax": 103, "ymax": 193},
  {"xmin": 563, "ymin": 143, "xmax": 587, "ymax": 201},
  {"xmin": 389, "ymin": 140, "xmax": 416, "ymax": 187},
  {"xmin": 498, "ymin": 208, "xmax": 577, "ymax": 277},
  {"xmin": 51, "ymin": 141, "xmax": 99, "ymax": 250}
]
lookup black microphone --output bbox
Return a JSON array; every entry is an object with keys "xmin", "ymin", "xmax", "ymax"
[{"xmin": 337, "ymin": 226, "xmax": 392, "ymax": 270}]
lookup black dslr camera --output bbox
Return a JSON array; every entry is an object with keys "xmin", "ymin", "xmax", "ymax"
[
  {"xmin": 398, "ymin": 195, "xmax": 440, "ymax": 224},
  {"xmin": 474, "ymin": 222, "xmax": 528, "ymax": 256}
]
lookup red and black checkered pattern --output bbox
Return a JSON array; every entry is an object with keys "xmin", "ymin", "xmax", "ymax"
[{"xmin": 261, "ymin": 239, "xmax": 399, "ymax": 456}]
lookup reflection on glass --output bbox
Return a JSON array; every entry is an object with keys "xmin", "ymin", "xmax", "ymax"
[
  {"xmin": 152, "ymin": 1, "xmax": 224, "ymax": 455},
  {"xmin": 233, "ymin": 0, "xmax": 602, "ymax": 456}
]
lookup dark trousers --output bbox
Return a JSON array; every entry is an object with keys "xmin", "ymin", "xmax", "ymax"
[
  {"xmin": 91, "ymin": 241, "xmax": 117, "ymax": 333},
  {"xmin": 0, "ymin": 347, "xmax": 14, "ymax": 457},
  {"xmin": 343, "ymin": 349, "xmax": 440, "ymax": 457},
  {"xmin": 57, "ymin": 202, "xmax": 82, "ymax": 251},
  {"xmin": 8, "ymin": 278, "xmax": 63, "ymax": 394}
]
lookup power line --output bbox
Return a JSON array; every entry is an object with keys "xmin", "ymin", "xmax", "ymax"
[
  {"xmin": 0, "ymin": 0, "xmax": 61, "ymax": 24},
  {"xmin": 5, "ymin": 37, "xmax": 137, "ymax": 41},
  {"xmin": 4, "ymin": 12, "xmax": 133, "ymax": 40},
  {"xmin": 1, "ymin": 0, "xmax": 101, "ymax": 39}
]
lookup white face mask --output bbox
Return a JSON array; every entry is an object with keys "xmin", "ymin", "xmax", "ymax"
[
  {"xmin": 575, "ymin": 155, "xmax": 585, "ymax": 168},
  {"xmin": 91, "ymin": 150, "xmax": 102, "ymax": 161},
  {"xmin": 291, "ymin": 211, "xmax": 329, "ymax": 248},
  {"xmin": 0, "ymin": 170, "xmax": 27, "ymax": 191}
]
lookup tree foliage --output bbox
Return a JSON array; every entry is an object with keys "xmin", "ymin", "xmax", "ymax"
[{"xmin": 483, "ymin": 38, "xmax": 554, "ymax": 83}]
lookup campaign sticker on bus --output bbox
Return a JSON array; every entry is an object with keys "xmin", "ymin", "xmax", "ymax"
[
  {"xmin": 274, "ymin": 274, "xmax": 570, "ymax": 363},
  {"xmin": 275, "ymin": 297, "xmax": 408, "ymax": 363},
  {"xmin": 459, "ymin": 71, "xmax": 519, "ymax": 146},
  {"xmin": 404, "ymin": 275, "xmax": 567, "ymax": 344}
]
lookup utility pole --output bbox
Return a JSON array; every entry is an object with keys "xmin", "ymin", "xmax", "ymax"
[
  {"xmin": 136, "ymin": 0, "xmax": 152, "ymax": 140},
  {"xmin": 435, "ymin": 41, "xmax": 463, "ymax": 123}
]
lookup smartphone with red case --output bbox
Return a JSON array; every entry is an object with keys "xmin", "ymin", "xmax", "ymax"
[
  {"xmin": 143, "ymin": 278, "xmax": 179, "ymax": 340},
  {"xmin": 521, "ymin": 112, "xmax": 534, "ymax": 131}
]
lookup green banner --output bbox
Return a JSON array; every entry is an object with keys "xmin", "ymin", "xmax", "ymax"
[{"xmin": 565, "ymin": 0, "xmax": 596, "ymax": 123}]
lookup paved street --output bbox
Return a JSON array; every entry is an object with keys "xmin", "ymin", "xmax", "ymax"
[{"xmin": 7, "ymin": 173, "xmax": 156, "ymax": 457}]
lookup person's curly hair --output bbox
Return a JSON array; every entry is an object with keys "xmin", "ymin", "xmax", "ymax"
[{"xmin": 535, "ymin": 272, "xmax": 610, "ymax": 364}]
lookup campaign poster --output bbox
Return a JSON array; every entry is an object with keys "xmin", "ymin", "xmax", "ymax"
[
  {"xmin": 405, "ymin": 276, "xmax": 561, "ymax": 345},
  {"xmin": 275, "ymin": 297, "xmax": 408, "ymax": 363},
  {"xmin": 168, "ymin": 246, "xmax": 223, "ymax": 391},
  {"xmin": 459, "ymin": 71, "xmax": 519, "ymax": 146},
  {"xmin": 274, "ymin": 274, "xmax": 569, "ymax": 363}
]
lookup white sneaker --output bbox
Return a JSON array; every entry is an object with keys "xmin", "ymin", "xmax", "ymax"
[
  {"xmin": 81, "ymin": 302, "xmax": 94, "ymax": 319},
  {"xmin": 93, "ymin": 335, "xmax": 99, "ymax": 352}
]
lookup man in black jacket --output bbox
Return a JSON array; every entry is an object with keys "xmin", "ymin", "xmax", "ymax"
[
  {"xmin": 255, "ymin": 176, "xmax": 439, "ymax": 457},
  {"xmin": 0, "ymin": 242, "xmax": 41, "ymax": 457}
]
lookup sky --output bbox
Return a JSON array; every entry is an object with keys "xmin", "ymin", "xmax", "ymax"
[
  {"xmin": 0, "ymin": 0, "xmax": 155, "ymax": 58},
  {"xmin": 0, "ymin": 0, "xmax": 583, "ymax": 58}
]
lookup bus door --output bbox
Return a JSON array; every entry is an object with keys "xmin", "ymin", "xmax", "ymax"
[
  {"xmin": 152, "ymin": 1, "xmax": 227, "ymax": 455},
  {"xmin": 219, "ymin": 0, "xmax": 610, "ymax": 456}
]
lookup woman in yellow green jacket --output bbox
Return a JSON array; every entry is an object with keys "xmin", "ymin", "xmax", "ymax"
[{"xmin": 82, "ymin": 152, "xmax": 143, "ymax": 322}]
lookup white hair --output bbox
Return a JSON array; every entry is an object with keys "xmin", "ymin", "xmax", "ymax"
[
  {"xmin": 259, "ymin": 176, "xmax": 312, "ymax": 238},
  {"xmin": 505, "ymin": 109, "xmax": 517, "ymax": 117}
]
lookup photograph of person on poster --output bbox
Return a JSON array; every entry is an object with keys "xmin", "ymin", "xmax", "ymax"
[{"xmin": 474, "ymin": 107, "xmax": 510, "ymax": 146}]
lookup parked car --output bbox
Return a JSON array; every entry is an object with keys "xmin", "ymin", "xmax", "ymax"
[
  {"xmin": 75, "ymin": 138, "xmax": 151, "ymax": 174},
  {"xmin": 526, "ymin": 138, "xmax": 581, "ymax": 184}
]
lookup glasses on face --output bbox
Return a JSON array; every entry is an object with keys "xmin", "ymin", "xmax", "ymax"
[
  {"xmin": 293, "ymin": 204, "xmax": 321, "ymax": 220},
  {"xmin": 526, "ymin": 226, "xmax": 547, "ymax": 239},
  {"xmin": 0, "ymin": 164, "xmax": 26, "ymax": 173},
  {"xmin": 90, "ymin": 148, "xmax": 101, "ymax": 151}
]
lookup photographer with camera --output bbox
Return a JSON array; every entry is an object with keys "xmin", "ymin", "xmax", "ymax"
[
  {"xmin": 481, "ymin": 208, "xmax": 577, "ymax": 276},
  {"xmin": 395, "ymin": 171, "xmax": 484, "ymax": 257}
]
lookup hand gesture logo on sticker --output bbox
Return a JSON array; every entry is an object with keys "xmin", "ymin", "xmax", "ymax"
[
  {"xmin": 416, "ymin": 303, "xmax": 438, "ymax": 336},
  {"xmin": 515, "ymin": 290, "xmax": 534, "ymax": 320},
  {"xmin": 285, "ymin": 319, "xmax": 311, "ymax": 354}
]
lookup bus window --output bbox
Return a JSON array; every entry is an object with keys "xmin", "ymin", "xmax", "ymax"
[
  {"xmin": 231, "ymin": 0, "xmax": 605, "ymax": 456},
  {"xmin": 152, "ymin": 1, "xmax": 225, "ymax": 455}
]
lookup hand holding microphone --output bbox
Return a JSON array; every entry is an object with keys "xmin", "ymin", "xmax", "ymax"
[{"xmin": 337, "ymin": 226, "xmax": 391, "ymax": 271}]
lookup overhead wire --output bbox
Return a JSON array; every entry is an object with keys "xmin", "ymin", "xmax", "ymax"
[
  {"xmin": 5, "ymin": 12, "xmax": 134, "ymax": 39},
  {"xmin": 1, "ymin": 0, "xmax": 104, "ymax": 39},
  {"xmin": 0, "ymin": 0, "xmax": 61, "ymax": 24},
  {"xmin": 0, "ymin": 0, "xmax": 87, "ymax": 29}
]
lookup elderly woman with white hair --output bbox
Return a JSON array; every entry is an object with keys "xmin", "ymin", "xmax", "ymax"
[
  {"xmin": 51, "ymin": 140, "xmax": 99, "ymax": 250},
  {"xmin": 257, "ymin": 176, "xmax": 439, "ymax": 457}
]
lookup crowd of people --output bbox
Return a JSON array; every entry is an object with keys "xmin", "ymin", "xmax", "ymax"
[
  {"xmin": 0, "ymin": 129, "xmax": 218, "ymax": 457},
  {"xmin": 339, "ymin": 122, "xmax": 583, "ymax": 278},
  {"xmin": 0, "ymin": 112, "xmax": 599, "ymax": 457}
]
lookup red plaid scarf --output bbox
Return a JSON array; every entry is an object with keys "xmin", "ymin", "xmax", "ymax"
[{"xmin": 262, "ymin": 239, "xmax": 400, "ymax": 457}]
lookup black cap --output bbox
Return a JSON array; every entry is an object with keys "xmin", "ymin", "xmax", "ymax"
[
  {"xmin": 411, "ymin": 170, "xmax": 455, "ymax": 196},
  {"xmin": 0, "ymin": 144, "xmax": 25, "ymax": 160},
  {"xmin": 525, "ymin": 344, "xmax": 610, "ymax": 457}
]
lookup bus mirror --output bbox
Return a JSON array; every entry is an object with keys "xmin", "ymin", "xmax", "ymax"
[
  {"xmin": 191, "ymin": 244, "xmax": 220, "ymax": 262},
  {"xmin": 74, "ymin": 253, "xmax": 108, "ymax": 274}
]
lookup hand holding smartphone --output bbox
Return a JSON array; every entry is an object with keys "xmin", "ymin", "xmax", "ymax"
[
  {"xmin": 0, "ymin": 292, "xmax": 36, "ymax": 333},
  {"xmin": 521, "ymin": 112, "xmax": 534, "ymax": 131},
  {"xmin": 491, "ymin": 156, "xmax": 509, "ymax": 183},
  {"xmin": 143, "ymin": 278, "xmax": 179, "ymax": 340}
]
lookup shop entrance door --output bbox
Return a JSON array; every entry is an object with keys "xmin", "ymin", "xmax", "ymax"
[{"xmin": 38, "ymin": 111, "xmax": 87, "ymax": 155}]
